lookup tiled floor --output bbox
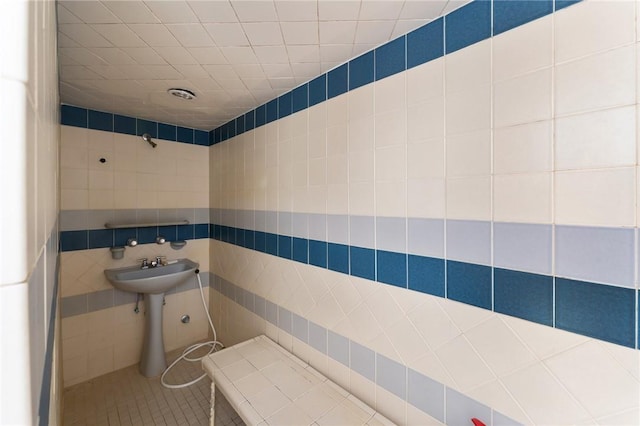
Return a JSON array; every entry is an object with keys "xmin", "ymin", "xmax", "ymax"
[
  {"xmin": 214, "ymin": 388, "xmax": 245, "ymax": 426},
  {"xmin": 63, "ymin": 346, "xmax": 214, "ymax": 426}
]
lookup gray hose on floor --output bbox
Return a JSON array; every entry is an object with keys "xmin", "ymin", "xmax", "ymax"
[{"xmin": 160, "ymin": 270, "xmax": 223, "ymax": 389}]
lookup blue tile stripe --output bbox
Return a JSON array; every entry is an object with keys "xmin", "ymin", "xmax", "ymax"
[
  {"xmin": 60, "ymin": 223, "xmax": 210, "ymax": 251},
  {"xmin": 60, "ymin": 104, "xmax": 210, "ymax": 146},
  {"xmin": 61, "ymin": 210, "xmax": 638, "ymax": 349},
  {"xmin": 210, "ymin": 272, "xmax": 520, "ymax": 425},
  {"xmin": 61, "ymin": 1, "xmax": 578, "ymax": 148},
  {"xmin": 211, "ymin": 0, "xmax": 573, "ymax": 145},
  {"xmin": 60, "ymin": 209, "xmax": 640, "ymax": 348},
  {"xmin": 206, "ymin": 220, "xmax": 637, "ymax": 350}
]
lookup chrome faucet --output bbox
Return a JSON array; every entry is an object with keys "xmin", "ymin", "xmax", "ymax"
[{"xmin": 138, "ymin": 257, "xmax": 166, "ymax": 269}]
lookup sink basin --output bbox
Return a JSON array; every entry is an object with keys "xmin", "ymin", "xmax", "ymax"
[
  {"xmin": 104, "ymin": 258, "xmax": 199, "ymax": 377},
  {"xmin": 104, "ymin": 258, "xmax": 199, "ymax": 294}
]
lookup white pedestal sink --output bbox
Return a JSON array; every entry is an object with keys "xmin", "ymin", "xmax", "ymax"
[{"xmin": 104, "ymin": 258, "xmax": 199, "ymax": 377}]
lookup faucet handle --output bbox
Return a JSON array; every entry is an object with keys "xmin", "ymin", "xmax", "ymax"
[
  {"xmin": 155, "ymin": 255, "xmax": 167, "ymax": 266},
  {"xmin": 137, "ymin": 258, "xmax": 149, "ymax": 268}
]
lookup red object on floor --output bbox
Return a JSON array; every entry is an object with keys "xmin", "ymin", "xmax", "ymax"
[{"xmin": 471, "ymin": 418, "xmax": 487, "ymax": 426}]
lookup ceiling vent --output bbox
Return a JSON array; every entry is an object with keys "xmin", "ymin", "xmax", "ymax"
[{"xmin": 167, "ymin": 88, "xmax": 196, "ymax": 100}]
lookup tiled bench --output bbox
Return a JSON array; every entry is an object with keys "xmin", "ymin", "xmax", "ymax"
[{"xmin": 202, "ymin": 335, "xmax": 395, "ymax": 426}]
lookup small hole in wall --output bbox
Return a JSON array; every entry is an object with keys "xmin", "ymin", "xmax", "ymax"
[{"xmin": 99, "ymin": 158, "xmax": 107, "ymax": 163}]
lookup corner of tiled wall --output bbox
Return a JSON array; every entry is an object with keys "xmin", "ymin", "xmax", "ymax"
[{"xmin": 206, "ymin": 1, "xmax": 640, "ymax": 425}]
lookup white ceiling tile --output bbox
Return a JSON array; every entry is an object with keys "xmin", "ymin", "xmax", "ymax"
[
  {"xmin": 202, "ymin": 90, "xmax": 232, "ymax": 103},
  {"xmin": 228, "ymin": 99, "xmax": 257, "ymax": 110},
  {"xmin": 59, "ymin": 1, "xmax": 121, "ymax": 24},
  {"xmin": 154, "ymin": 46, "xmax": 198, "ymax": 64},
  {"xmin": 62, "ymin": 79, "xmax": 96, "ymax": 91},
  {"xmin": 166, "ymin": 24, "xmax": 214, "ymax": 47},
  {"xmin": 187, "ymin": 1, "xmax": 238, "ymax": 23},
  {"xmin": 91, "ymin": 24, "xmax": 147, "ymax": 47},
  {"xmin": 392, "ymin": 19, "xmax": 431, "ymax": 38},
  {"xmin": 232, "ymin": 64, "xmax": 265, "ymax": 79},
  {"xmin": 146, "ymin": 65, "xmax": 185, "ymax": 79},
  {"xmin": 173, "ymin": 64, "xmax": 209, "ymax": 79},
  {"xmin": 275, "ymin": 0, "xmax": 318, "ymax": 21},
  {"xmin": 116, "ymin": 64, "xmax": 153, "ymax": 79},
  {"xmin": 251, "ymin": 89, "xmax": 279, "ymax": 103},
  {"xmin": 187, "ymin": 47, "xmax": 228, "ymax": 64},
  {"xmin": 291, "ymin": 62, "xmax": 322, "ymax": 80},
  {"xmin": 59, "ymin": 47, "xmax": 108, "ymax": 66},
  {"xmin": 191, "ymin": 91, "xmax": 224, "ymax": 105},
  {"xmin": 262, "ymin": 63, "xmax": 293, "ymax": 79},
  {"xmin": 189, "ymin": 78, "xmax": 222, "ymax": 91},
  {"xmin": 203, "ymin": 23, "xmax": 249, "ymax": 46},
  {"xmin": 58, "ymin": 24, "xmax": 113, "ymax": 47},
  {"xmin": 147, "ymin": 91, "xmax": 200, "ymax": 108},
  {"xmin": 238, "ymin": 73, "xmax": 271, "ymax": 90},
  {"xmin": 214, "ymin": 78, "xmax": 246, "ymax": 89},
  {"xmin": 232, "ymin": 1, "xmax": 278, "ymax": 22},
  {"xmin": 253, "ymin": 46, "xmax": 289, "ymax": 64},
  {"xmin": 319, "ymin": 21, "xmax": 357, "ymax": 44},
  {"xmin": 281, "ymin": 22, "xmax": 319, "ymax": 45},
  {"xmin": 352, "ymin": 43, "xmax": 376, "ymax": 57},
  {"xmin": 242, "ymin": 78, "xmax": 273, "ymax": 90},
  {"xmin": 203, "ymin": 64, "xmax": 238, "ymax": 80},
  {"xmin": 224, "ymin": 88, "xmax": 253, "ymax": 99},
  {"xmin": 60, "ymin": 66, "xmax": 104, "ymax": 80},
  {"xmin": 318, "ymin": 0, "xmax": 362, "ymax": 21},
  {"xmin": 128, "ymin": 24, "xmax": 181, "ymax": 47},
  {"xmin": 295, "ymin": 76, "xmax": 311, "ymax": 85},
  {"xmin": 89, "ymin": 48, "xmax": 137, "ymax": 65},
  {"xmin": 120, "ymin": 47, "xmax": 167, "ymax": 65},
  {"xmin": 60, "ymin": 81, "xmax": 100, "ymax": 100},
  {"xmin": 59, "ymin": 0, "xmax": 459, "ymax": 129},
  {"xmin": 400, "ymin": 1, "xmax": 447, "ymax": 20},
  {"xmin": 319, "ymin": 44, "xmax": 353, "ymax": 62},
  {"xmin": 103, "ymin": 1, "xmax": 160, "ymax": 24},
  {"xmin": 220, "ymin": 47, "xmax": 259, "ymax": 64},
  {"xmin": 354, "ymin": 20, "xmax": 395, "ymax": 44},
  {"xmin": 242, "ymin": 22, "xmax": 284, "ymax": 46},
  {"xmin": 58, "ymin": 33, "xmax": 81, "ymax": 48},
  {"xmin": 286, "ymin": 45, "xmax": 320, "ymax": 63},
  {"xmin": 359, "ymin": 0, "xmax": 404, "ymax": 21},
  {"xmin": 137, "ymin": 79, "xmax": 187, "ymax": 90},
  {"xmin": 269, "ymin": 77, "xmax": 296, "ymax": 88},
  {"xmin": 57, "ymin": 4, "xmax": 82, "ymax": 24},
  {"xmin": 321, "ymin": 61, "xmax": 340, "ymax": 73},
  {"xmin": 144, "ymin": 1, "xmax": 199, "ymax": 23},
  {"xmin": 87, "ymin": 65, "xmax": 128, "ymax": 80},
  {"xmin": 441, "ymin": 0, "xmax": 472, "ymax": 15},
  {"xmin": 90, "ymin": 80, "xmax": 147, "ymax": 97}
]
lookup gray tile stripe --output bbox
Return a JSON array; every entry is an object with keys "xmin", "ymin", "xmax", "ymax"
[
  {"xmin": 211, "ymin": 272, "xmax": 519, "ymax": 425},
  {"xmin": 210, "ymin": 209, "xmax": 636, "ymax": 285},
  {"xmin": 556, "ymin": 225, "xmax": 635, "ymax": 288},
  {"xmin": 60, "ymin": 208, "xmax": 210, "ymax": 231},
  {"xmin": 60, "ymin": 272, "xmax": 214, "ymax": 318},
  {"xmin": 62, "ymin": 207, "xmax": 635, "ymax": 286}
]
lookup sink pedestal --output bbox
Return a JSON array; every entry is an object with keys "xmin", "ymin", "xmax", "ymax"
[
  {"xmin": 140, "ymin": 293, "xmax": 167, "ymax": 377},
  {"xmin": 103, "ymin": 258, "xmax": 199, "ymax": 377}
]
